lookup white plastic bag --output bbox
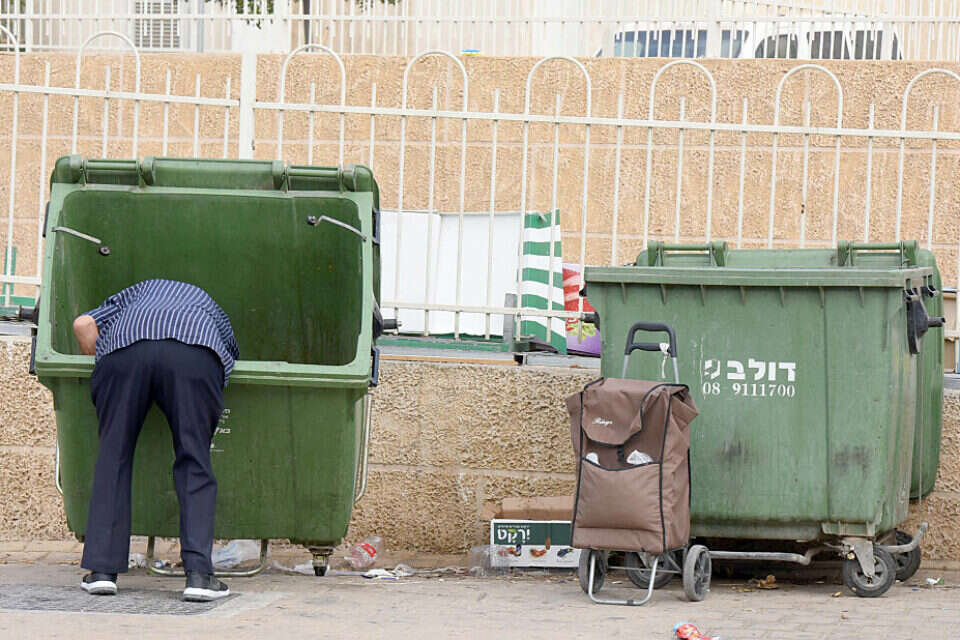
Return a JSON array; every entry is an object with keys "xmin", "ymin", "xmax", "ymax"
[{"xmin": 212, "ymin": 539, "xmax": 261, "ymax": 569}]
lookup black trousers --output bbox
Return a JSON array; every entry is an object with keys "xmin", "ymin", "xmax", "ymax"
[{"xmin": 81, "ymin": 339, "xmax": 224, "ymax": 575}]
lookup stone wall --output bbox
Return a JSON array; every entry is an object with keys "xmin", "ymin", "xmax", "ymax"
[{"xmin": 3, "ymin": 338, "xmax": 960, "ymax": 563}]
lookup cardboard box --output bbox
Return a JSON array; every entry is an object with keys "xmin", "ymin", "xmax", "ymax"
[
  {"xmin": 489, "ymin": 519, "xmax": 581, "ymax": 568},
  {"xmin": 481, "ymin": 496, "xmax": 574, "ymax": 521}
]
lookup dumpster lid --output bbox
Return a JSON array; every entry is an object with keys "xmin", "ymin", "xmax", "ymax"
[{"xmin": 584, "ymin": 266, "xmax": 933, "ymax": 288}]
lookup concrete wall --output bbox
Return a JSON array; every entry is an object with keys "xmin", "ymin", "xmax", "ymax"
[{"xmin": 3, "ymin": 338, "xmax": 960, "ymax": 563}]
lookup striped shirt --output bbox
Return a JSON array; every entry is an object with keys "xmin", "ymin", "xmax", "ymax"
[{"xmin": 85, "ymin": 279, "xmax": 239, "ymax": 386}]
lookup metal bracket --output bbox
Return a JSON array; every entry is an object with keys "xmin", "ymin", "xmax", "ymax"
[
  {"xmin": 306, "ymin": 215, "xmax": 367, "ymax": 241},
  {"xmin": 841, "ymin": 537, "xmax": 876, "ymax": 579},
  {"xmin": 709, "ymin": 546, "xmax": 826, "ymax": 566},
  {"xmin": 51, "ymin": 226, "xmax": 111, "ymax": 256},
  {"xmin": 309, "ymin": 546, "xmax": 335, "ymax": 576}
]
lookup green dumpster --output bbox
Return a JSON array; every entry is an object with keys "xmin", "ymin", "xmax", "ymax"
[
  {"xmin": 584, "ymin": 241, "xmax": 943, "ymax": 596},
  {"xmin": 34, "ymin": 156, "xmax": 385, "ymax": 575}
]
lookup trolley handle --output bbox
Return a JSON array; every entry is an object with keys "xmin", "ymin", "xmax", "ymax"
[
  {"xmin": 622, "ymin": 322, "xmax": 679, "ymax": 382},
  {"xmin": 624, "ymin": 322, "xmax": 677, "ymax": 357}
]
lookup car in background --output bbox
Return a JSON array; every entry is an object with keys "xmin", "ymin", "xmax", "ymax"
[{"xmin": 597, "ymin": 21, "xmax": 902, "ymax": 60}]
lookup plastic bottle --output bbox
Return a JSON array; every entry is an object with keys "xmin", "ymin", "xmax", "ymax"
[{"xmin": 347, "ymin": 535, "xmax": 383, "ymax": 570}]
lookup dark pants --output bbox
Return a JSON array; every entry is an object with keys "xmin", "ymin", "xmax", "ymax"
[{"xmin": 81, "ymin": 339, "xmax": 224, "ymax": 575}]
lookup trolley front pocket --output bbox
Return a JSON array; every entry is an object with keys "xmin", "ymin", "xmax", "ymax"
[{"xmin": 575, "ymin": 460, "xmax": 664, "ymax": 532}]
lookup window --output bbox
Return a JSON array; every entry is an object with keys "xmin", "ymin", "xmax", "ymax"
[
  {"xmin": 134, "ymin": 0, "xmax": 181, "ymax": 49},
  {"xmin": 613, "ymin": 29, "xmax": 707, "ymax": 58},
  {"xmin": 754, "ymin": 34, "xmax": 799, "ymax": 58},
  {"xmin": 809, "ymin": 30, "xmax": 851, "ymax": 59}
]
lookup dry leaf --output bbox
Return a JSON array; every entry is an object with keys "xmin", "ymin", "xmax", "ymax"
[{"xmin": 832, "ymin": 591, "xmax": 842, "ymax": 598}]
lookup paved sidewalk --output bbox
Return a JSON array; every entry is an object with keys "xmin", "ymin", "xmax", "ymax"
[{"xmin": 0, "ymin": 558, "xmax": 957, "ymax": 639}]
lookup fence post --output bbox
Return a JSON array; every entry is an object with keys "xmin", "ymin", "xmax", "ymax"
[
  {"xmin": 705, "ymin": 1, "xmax": 721, "ymax": 57},
  {"xmin": 237, "ymin": 48, "xmax": 256, "ymax": 159}
]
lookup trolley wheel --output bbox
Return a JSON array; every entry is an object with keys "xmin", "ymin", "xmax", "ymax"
[
  {"xmin": 577, "ymin": 550, "xmax": 606, "ymax": 595},
  {"xmin": 892, "ymin": 530, "xmax": 922, "ymax": 582},
  {"xmin": 314, "ymin": 565, "xmax": 327, "ymax": 577},
  {"xmin": 842, "ymin": 548, "xmax": 896, "ymax": 597},
  {"xmin": 624, "ymin": 551, "xmax": 674, "ymax": 590},
  {"xmin": 682, "ymin": 545, "xmax": 711, "ymax": 602}
]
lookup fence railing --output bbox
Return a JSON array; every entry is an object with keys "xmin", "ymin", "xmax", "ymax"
[
  {"xmin": 3, "ymin": 31, "xmax": 960, "ymax": 348},
  {"xmin": 1, "ymin": 0, "xmax": 960, "ymax": 60}
]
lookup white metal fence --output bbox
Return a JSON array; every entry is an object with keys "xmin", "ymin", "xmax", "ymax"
[
  {"xmin": 0, "ymin": 28, "xmax": 239, "ymax": 307},
  {"xmin": 3, "ymin": 31, "xmax": 960, "ymax": 347},
  {"xmin": 2, "ymin": 0, "xmax": 960, "ymax": 60}
]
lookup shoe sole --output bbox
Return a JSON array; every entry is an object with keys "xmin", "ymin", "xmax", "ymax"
[
  {"xmin": 81, "ymin": 580, "xmax": 117, "ymax": 596},
  {"xmin": 183, "ymin": 587, "xmax": 230, "ymax": 602}
]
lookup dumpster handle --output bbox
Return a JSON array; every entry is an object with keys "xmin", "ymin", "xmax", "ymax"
[
  {"xmin": 645, "ymin": 241, "xmax": 727, "ymax": 267},
  {"xmin": 54, "ymin": 442, "xmax": 63, "ymax": 496},
  {"xmin": 369, "ymin": 346, "xmax": 381, "ymax": 387},
  {"xmin": 146, "ymin": 537, "xmax": 269, "ymax": 578},
  {"xmin": 876, "ymin": 521, "xmax": 928, "ymax": 555},
  {"xmin": 837, "ymin": 241, "xmax": 918, "ymax": 267},
  {"xmin": 306, "ymin": 215, "xmax": 367, "ymax": 242},
  {"xmin": 709, "ymin": 546, "xmax": 827, "ymax": 566},
  {"xmin": 355, "ymin": 393, "xmax": 374, "ymax": 504}
]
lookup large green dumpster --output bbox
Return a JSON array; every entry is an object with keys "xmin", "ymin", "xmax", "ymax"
[
  {"xmin": 584, "ymin": 242, "xmax": 942, "ymax": 581},
  {"xmin": 34, "ymin": 156, "xmax": 383, "ymax": 573}
]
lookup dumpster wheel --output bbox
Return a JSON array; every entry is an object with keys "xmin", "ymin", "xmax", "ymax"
[
  {"xmin": 842, "ymin": 547, "xmax": 896, "ymax": 597},
  {"xmin": 309, "ymin": 546, "xmax": 334, "ymax": 577}
]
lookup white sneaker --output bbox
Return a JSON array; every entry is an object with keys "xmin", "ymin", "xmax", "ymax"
[{"xmin": 81, "ymin": 572, "xmax": 118, "ymax": 595}]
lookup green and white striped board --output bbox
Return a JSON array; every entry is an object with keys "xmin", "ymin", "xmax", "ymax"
[{"xmin": 519, "ymin": 210, "xmax": 566, "ymax": 354}]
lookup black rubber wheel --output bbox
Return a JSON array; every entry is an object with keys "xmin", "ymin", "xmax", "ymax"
[
  {"xmin": 841, "ymin": 547, "xmax": 896, "ymax": 597},
  {"xmin": 314, "ymin": 565, "xmax": 328, "ymax": 577},
  {"xmin": 577, "ymin": 550, "xmax": 605, "ymax": 595},
  {"xmin": 624, "ymin": 552, "xmax": 674, "ymax": 590},
  {"xmin": 682, "ymin": 545, "xmax": 711, "ymax": 602},
  {"xmin": 892, "ymin": 530, "xmax": 922, "ymax": 582}
]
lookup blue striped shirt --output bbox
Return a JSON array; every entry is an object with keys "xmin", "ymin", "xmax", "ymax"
[{"xmin": 85, "ymin": 279, "xmax": 239, "ymax": 386}]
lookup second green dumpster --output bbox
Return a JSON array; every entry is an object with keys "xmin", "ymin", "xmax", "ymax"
[{"xmin": 583, "ymin": 241, "xmax": 943, "ymax": 597}]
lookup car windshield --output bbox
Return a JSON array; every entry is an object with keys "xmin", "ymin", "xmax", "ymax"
[{"xmin": 755, "ymin": 34, "xmax": 799, "ymax": 58}]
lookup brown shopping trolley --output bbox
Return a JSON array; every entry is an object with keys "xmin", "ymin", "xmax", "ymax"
[{"xmin": 567, "ymin": 322, "xmax": 709, "ymax": 606}]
